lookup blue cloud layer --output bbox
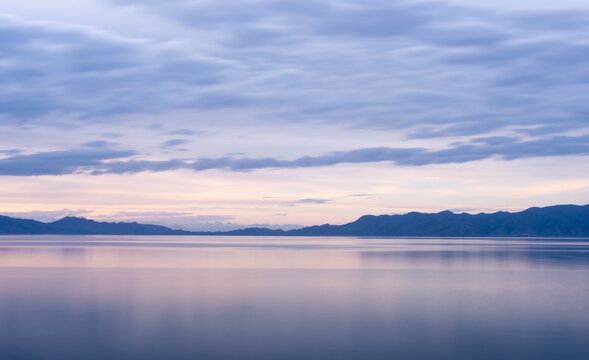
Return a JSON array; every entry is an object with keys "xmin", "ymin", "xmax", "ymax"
[
  {"xmin": 0, "ymin": 148, "xmax": 135, "ymax": 176},
  {"xmin": 109, "ymin": 0, "xmax": 589, "ymax": 135},
  {"xmin": 2, "ymin": 1, "xmax": 589, "ymax": 140},
  {"xmin": 0, "ymin": 15, "xmax": 233, "ymax": 119},
  {"xmin": 1, "ymin": 1, "xmax": 589, "ymax": 181},
  {"xmin": 2, "ymin": 134, "xmax": 588, "ymax": 176}
]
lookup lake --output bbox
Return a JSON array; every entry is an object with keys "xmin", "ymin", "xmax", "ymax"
[{"xmin": 1, "ymin": 236, "xmax": 589, "ymax": 360}]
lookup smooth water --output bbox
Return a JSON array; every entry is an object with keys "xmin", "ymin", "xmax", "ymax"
[{"xmin": 1, "ymin": 236, "xmax": 589, "ymax": 360}]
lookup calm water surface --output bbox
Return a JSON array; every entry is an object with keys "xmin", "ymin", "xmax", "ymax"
[{"xmin": 1, "ymin": 236, "xmax": 589, "ymax": 360}]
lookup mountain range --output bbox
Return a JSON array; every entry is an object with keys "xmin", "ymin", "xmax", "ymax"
[{"xmin": 1, "ymin": 204, "xmax": 588, "ymax": 237}]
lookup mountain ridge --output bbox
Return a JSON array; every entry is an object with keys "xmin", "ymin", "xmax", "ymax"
[
  {"xmin": 1, "ymin": 204, "xmax": 588, "ymax": 237},
  {"xmin": 0, "ymin": 215, "xmax": 192, "ymax": 235}
]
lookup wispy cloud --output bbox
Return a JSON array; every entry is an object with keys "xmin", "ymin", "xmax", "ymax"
[
  {"xmin": 82, "ymin": 140, "xmax": 119, "ymax": 148},
  {"xmin": 166, "ymin": 129, "xmax": 210, "ymax": 136},
  {"xmin": 3, "ymin": 134, "xmax": 587, "ymax": 176},
  {"xmin": 0, "ymin": 148, "xmax": 135, "ymax": 176},
  {"xmin": 0, "ymin": 149, "xmax": 22, "ymax": 156},
  {"xmin": 0, "ymin": 15, "xmax": 232, "ymax": 120},
  {"xmin": 282, "ymin": 198, "xmax": 331, "ymax": 207},
  {"xmin": 105, "ymin": 0, "xmax": 589, "ymax": 137},
  {"xmin": 1, "ymin": 209, "xmax": 92, "ymax": 222},
  {"xmin": 2, "ymin": 1, "xmax": 588, "ymax": 141},
  {"xmin": 160, "ymin": 138, "xmax": 190, "ymax": 149}
]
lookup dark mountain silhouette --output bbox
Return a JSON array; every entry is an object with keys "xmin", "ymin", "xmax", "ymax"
[
  {"xmin": 0, "ymin": 216, "xmax": 192, "ymax": 235},
  {"xmin": 197, "ymin": 204, "xmax": 589, "ymax": 237},
  {"xmin": 0, "ymin": 215, "xmax": 55, "ymax": 234},
  {"xmin": 0, "ymin": 204, "xmax": 588, "ymax": 236},
  {"xmin": 283, "ymin": 204, "xmax": 589, "ymax": 237}
]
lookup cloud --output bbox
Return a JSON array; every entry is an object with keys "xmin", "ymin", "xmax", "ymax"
[
  {"xmin": 0, "ymin": 149, "xmax": 22, "ymax": 156},
  {"xmin": 101, "ymin": 132, "xmax": 125, "ymax": 138},
  {"xmin": 350, "ymin": 193, "xmax": 381, "ymax": 198},
  {"xmin": 93, "ymin": 134, "xmax": 589, "ymax": 172},
  {"xmin": 103, "ymin": 0, "xmax": 589, "ymax": 137},
  {"xmin": 1, "ymin": 132, "xmax": 588, "ymax": 176},
  {"xmin": 1, "ymin": 0, "xmax": 589, "ymax": 187},
  {"xmin": 0, "ymin": 148, "xmax": 135, "ymax": 176},
  {"xmin": 447, "ymin": 207, "xmax": 484, "ymax": 213},
  {"xmin": 92, "ymin": 211, "xmax": 300, "ymax": 231},
  {"xmin": 100, "ymin": 212, "xmax": 235, "ymax": 222},
  {"xmin": 282, "ymin": 198, "xmax": 331, "ymax": 207},
  {"xmin": 90, "ymin": 158, "xmax": 187, "ymax": 175},
  {"xmin": 82, "ymin": 140, "xmax": 119, "ymax": 148},
  {"xmin": 1, "ymin": 1, "xmax": 588, "ymax": 142},
  {"xmin": 91, "ymin": 212, "xmax": 240, "ymax": 231},
  {"xmin": 1, "ymin": 209, "xmax": 92, "ymax": 222},
  {"xmin": 166, "ymin": 129, "xmax": 209, "ymax": 136},
  {"xmin": 160, "ymin": 138, "xmax": 190, "ymax": 148},
  {"xmin": 0, "ymin": 15, "xmax": 231, "ymax": 121},
  {"xmin": 0, "ymin": 133, "xmax": 588, "ymax": 176}
]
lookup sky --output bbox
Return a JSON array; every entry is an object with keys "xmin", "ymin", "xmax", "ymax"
[{"xmin": 1, "ymin": 0, "xmax": 589, "ymax": 230}]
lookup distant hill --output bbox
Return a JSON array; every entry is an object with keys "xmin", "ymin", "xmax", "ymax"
[
  {"xmin": 201, "ymin": 204, "xmax": 589, "ymax": 237},
  {"xmin": 283, "ymin": 204, "xmax": 589, "ymax": 237},
  {"xmin": 0, "ymin": 216, "xmax": 192, "ymax": 235},
  {"xmin": 1, "ymin": 204, "xmax": 588, "ymax": 237}
]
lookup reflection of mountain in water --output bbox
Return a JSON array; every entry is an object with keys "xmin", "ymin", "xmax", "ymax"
[{"xmin": 359, "ymin": 244, "xmax": 589, "ymax": 267}]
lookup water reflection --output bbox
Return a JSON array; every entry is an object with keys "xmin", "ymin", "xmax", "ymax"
[{"xmin": 1, "ymin": 236, "xmax": 589, "ymax": 359}]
